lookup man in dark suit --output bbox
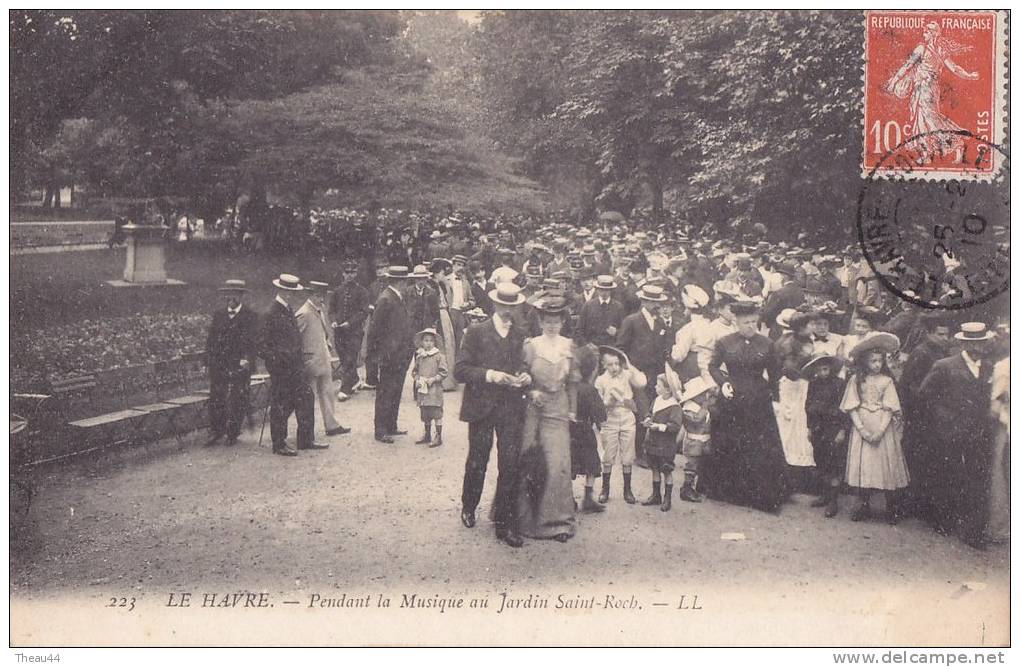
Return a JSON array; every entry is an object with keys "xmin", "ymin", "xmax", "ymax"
[
  {"xmin": 406, "ymin": 265, "xmax": 440, "ymax": 333},
  {"xmin": 259, "ymin": 274, "xmax": 321, "ymax": 456},
  {"xmin": 366, "ymin": 266, "xmax": 414, "ymax": 443},
  {"xmin": 468, "ymin": 260, "xmax": 493, "ymax": 315},
  {"xmin": 919, "ymin": 322, "xmax": 997, "ymax": 549},
  {"xmin": 362, "ymin": 264, "xmax": 391, "ymax": 390},
  {"xmin": 899, "ymin": 313, "xmax": 951, "ymax": 521},
  {"xmin": 615, "ymin": 284, "xmax": 672, "ymax": 484},
  {"xmin": 205, "ymin": 279, "xmax": 258, "ymax": 446},
  {"xmin": 456, "ymin": 283, "xmax": 531, "ymax": 548},
  {"xmin": 575, "ymin": 274, "xmax": 625, "ymax": 347},
  {"xmin": 329, "ymin": 260, "xmax": 370, "ymax": 400},
  {"xmin": 761, "ymin": 261, "xmax": 805, "ymax": 337}
]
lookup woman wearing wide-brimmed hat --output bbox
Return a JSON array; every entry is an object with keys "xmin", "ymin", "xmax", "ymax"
[
  {"xmin": 428, "ymin": 258, "xmax": 459, "ymax": 391},
  {"xmin": 516, "ymin": 291, "xmax": 581, "ymax": 542}
]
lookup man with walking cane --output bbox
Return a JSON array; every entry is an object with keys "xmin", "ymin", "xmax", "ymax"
[{"xmin": 205, "ymin": 279, "xmax": 258, "ymax": 447}]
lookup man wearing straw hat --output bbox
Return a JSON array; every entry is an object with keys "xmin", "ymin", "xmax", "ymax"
[
  {"xmin": 205, "ymin": 279, "xmax": 258, "ymax": 447},
  {"xmin": 367, "ymin": 266, "xmax": 415, "ymax": 444},
  {"xmin": 456, "ymin": 282, "xmax": 531, "ymax": 548},
  {"xmin": 260, "ymin": 274, "xmax": 319, "ymax": 456},
  {"xmin": 918, "ymin": 322, "xmax": 997, "ymax": 549}
]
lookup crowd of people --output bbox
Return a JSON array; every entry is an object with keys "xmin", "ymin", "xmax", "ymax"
[{"xmin": 202, "ymin": 212, "xmax": 1010, "ymax": 551}]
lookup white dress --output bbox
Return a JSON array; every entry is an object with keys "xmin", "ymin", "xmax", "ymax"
[{"xmin": 841, "ymin": 374, "xmax": 910, "ymax": 490}]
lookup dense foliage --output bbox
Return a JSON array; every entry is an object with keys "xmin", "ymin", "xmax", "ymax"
[{"xmin": 14, "ymin": 10, "xmax": 869, "ymax": 240}]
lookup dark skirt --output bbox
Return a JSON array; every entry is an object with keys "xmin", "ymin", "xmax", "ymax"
[
  {"xmin": 704, "ymin": 395, "xmax": 789, "ymax": 512},
  {"xmin": 569, "ymin": 422, "xmax": 602, "ymax": 478}
]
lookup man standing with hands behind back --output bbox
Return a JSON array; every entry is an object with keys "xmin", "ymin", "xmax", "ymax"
[{"xmin": 456, "ymin": 283, "xmax": 532, "ymax": 548}]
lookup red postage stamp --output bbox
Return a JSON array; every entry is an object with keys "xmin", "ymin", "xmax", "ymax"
[{"xmin": 862, "ymin": 11, "xmax": 1007, "ymax": 180}]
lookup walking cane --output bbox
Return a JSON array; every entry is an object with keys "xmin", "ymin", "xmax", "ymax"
[{"xmin": 258, "ymin": 399, "xmax": 271, "ymax": 448}]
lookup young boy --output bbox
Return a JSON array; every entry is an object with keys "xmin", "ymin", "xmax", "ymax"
[
  {"xmin": 803, "ymin": 354, "xmax": 848, "ymax": 517},
  {"xmin": 641, "ymin": 371, "xmax": 685, "ymax": 511},
  {"xmin": 677, "ymin": 376, "xmax": 716, "ymax": 502},
  {"xmin": 411, "ymin": 328, "xmax": 449, "ymax": 447}
]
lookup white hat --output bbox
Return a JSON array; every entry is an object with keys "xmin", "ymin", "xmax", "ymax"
[
  {"xmin": 954, "ymin": 322, "xmax": 995, "ymax": 342},
  {"xmin": 273, "ymin": 274, "xmax": 304, "ymax": 291},
  {"xmin": 681, "ymin": 284, "xmax": 710, "ymax": 310},
  {"xmin": 775, "ymin": 308, "xmax": 799, "ymax": 329}
]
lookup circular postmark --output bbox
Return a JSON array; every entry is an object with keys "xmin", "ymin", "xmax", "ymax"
[{"xmin": 857, "ymin": 129, "xmax": 1009, "ymax": 310}]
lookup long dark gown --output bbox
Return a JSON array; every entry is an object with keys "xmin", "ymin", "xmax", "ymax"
[{"xmin": 706, "ymin": 332, "xmax": 790, "ymax": 512}]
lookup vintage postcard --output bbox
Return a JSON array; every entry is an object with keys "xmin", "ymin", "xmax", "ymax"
[{"xmin": 9, "ymin": 8, "xmax": 1009, "ymax": 652}]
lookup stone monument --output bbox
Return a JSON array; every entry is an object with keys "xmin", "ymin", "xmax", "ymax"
[{"xmin": 106, "ymin": 224, "xmax": 185, "ymax": 287}]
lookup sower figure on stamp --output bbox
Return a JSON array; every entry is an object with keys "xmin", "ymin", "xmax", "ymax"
[
  {"xmin": 329, "ymin": 259, "xmax": 370, "ymax": 401},
  {"xmin": 205, "ymin": 279, "xmax": 258, "ymax": 447},
  {"xmin": 297, "ymin": 281, "xmax": 349, "ymax": 440},
  {"xmin": 367, "ymin": 266, "xmax": 415, "ymax": 443},
  {"xmin": 456, "ymin": 283, "xmax": 531, "ymax": 548},
  {"xmin": 260, "ymin": 274, "xmax": 318, "ymax": 456}
]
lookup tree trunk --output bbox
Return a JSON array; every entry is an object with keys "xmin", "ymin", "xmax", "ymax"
[{"xmin": 650, "ymin": 177, "xmax": 664, "ymax": 228}]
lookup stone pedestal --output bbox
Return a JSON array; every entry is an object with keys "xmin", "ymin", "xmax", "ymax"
[{"xmin": 106, "ymin": 224, "xmax": 185, "ymax": 287}]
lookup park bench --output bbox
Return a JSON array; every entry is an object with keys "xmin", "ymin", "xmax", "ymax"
[{"xmin": 65, "ymin": 408, "xmax": 150, "ymax": 455}]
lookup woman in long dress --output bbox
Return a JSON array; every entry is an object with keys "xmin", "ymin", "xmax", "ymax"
[
  {"xmin": 706, "ymin": 301, "xmax": 789, "ymax": 512},
  {"xmin": 429, "ymin": 259, "xmax": 459, "ymax": 391},
  {"xmin": 773, "ymin": 312, "xmax": 816, "ymax": 482},
  {"xmin": 517, "ymin": 292, "xmax": 580, "ymax": 542}
]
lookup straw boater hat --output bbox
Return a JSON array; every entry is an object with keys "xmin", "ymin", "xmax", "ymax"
[
  {"xmin": 636, "ymin": 284, "xmax": 668, "ymax": 302},
  {"xmin": 308, "ymin": 280, "xmax": 330, "ymax": 293},
  {"xmin": 273, "ymin": 274, "xmax": 304, "ymax": 291},
  {"xmin": 848, "ymin": 332, "xmax": 901, "ymax": 359},
  {"xmin": 385, "ymin": 266, "xmax": 411, "ymax": 279},
  {"xmin": 595, "ymin": 274, "xmax": 617, "ymax": 290},
  {"xmin": 414, "ymin": 327, "xmax": 444, "ymax": 349},
  {"xmin": 801, "ymin": 354, "xmax": 843, "ymax": 376},
  {"xmin": 410, "ymin": 265, "xmax": 431, "ymax": 279},
  {"xmin": 598, "ymin": 345, "xmax": 631, "ymax": 369},
  {"xmin": 488, "ymin": 283, "xmax": 525, "ymax": 306},
  {"xmin": 954, "ymin": 321, "xmax": 996, "ymax": 342},
  {"xmin": 218, "ymin": 279, "xmax": 249, "ymax": 292},
  {"xmin": 451, "ymin": 254, "xmax": 468, "ymax": 265}
]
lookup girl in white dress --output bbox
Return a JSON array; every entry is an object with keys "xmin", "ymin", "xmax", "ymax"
[{"xmin": 841, "ymin": 334, "xmax": 909, "ymax": 524}]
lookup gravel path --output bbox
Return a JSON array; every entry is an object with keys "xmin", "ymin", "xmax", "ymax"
[{"xmin": 10, "ymin": 387, "xmax": 1009, "ymax": 646}]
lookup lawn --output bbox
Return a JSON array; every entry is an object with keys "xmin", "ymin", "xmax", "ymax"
[{"xmin": 10, "ymin": 241, "xmax": 353, "ymax": 386}]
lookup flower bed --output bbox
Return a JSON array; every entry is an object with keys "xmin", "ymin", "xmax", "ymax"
[{"xmin": 11, "ymin": 313, "xmax": 210, "ymax": 389}]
